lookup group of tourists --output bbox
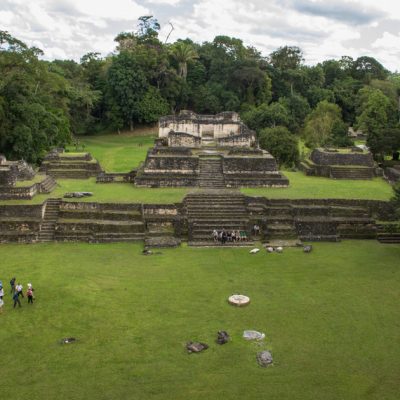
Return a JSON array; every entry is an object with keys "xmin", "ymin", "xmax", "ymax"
[
  {"xmin": 0, "ymin": 277, "xmax": 35, "ymax": 313},
  {"xmin": 212, "ymin": 229, "xmax": 248, "ymax": 243}
]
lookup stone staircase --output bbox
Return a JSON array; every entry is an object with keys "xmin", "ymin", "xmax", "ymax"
[
  {"xmin": 264, "ymin": 202, "xmax": 298, "ymax": 240},
  {"xmin": 376, "ymin": 223, "xmax": 400, "ymax": 243},
  {"xmin": 198, "ymin": 157, "xmax": 225, "ymax": 188},
  {"xmin": 185, "ymin": 191, "xmax": 252, "ymax": 245},
  {"xmin": 330, "ymin": 166, "xmax": 374, "ymax": 179},
  {"xmin": 39, "ymin": 198, "xmax": 61, "ymax": 242},
  {"xmin": 39, "ymin": 175, "xmax": 57, "ymax": 193}
]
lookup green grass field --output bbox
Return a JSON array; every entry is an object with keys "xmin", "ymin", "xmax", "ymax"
[
  {"xmin": 68, "ymin": 133, "xmax": 156, "ymax": 172},
  {"xmin": 1, "ymin": 172, "xmax": 393, "ymax": 206},
  {"xmin": 1, "ymin": 241, "xmax": 399, "ymax": 400}
]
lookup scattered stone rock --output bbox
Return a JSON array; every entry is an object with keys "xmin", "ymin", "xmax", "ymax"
[
  {"xmin": 249, "ymin": 248, "xmax": 260, "ymax": 254},
  {"xmin": 228, "ymin": 294, "xmax": 250, "ymax": 306},
  {"xmin": 275, "ymin": 246, "xmax": 283, "ymax": 253},
  {"xmin": 256, "ymin": 350, "xmax": 273, "ymax": 367},
  {"xmin": 216, "ymin": 331, "xmax": 230, "ymax": 345},
  {"xmin": 63, "ymin": 192, "xmax": 93, "ymax": 198},
  {"xmin": 266, "ymin": 246, "xmax": 274, "ymax": 253},
  {"xmin": 303, "ymin": 245, "xmax": 313, "ymax": 253},
  {"xmin": 61, "ymin": 337, "xmax": 76, "ymax": 344},
  {"xmin": 186, "ymin": 342, "xmax": 209, "ymax": 353},
  {"xmin": 243, "ymin": 330, "xmax": 265, "ymax": 341}
]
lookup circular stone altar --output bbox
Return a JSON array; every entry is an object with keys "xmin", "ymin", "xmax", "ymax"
[{"xmin": 228, "ymin": 294, "xmax": 250, "ymax": 306}]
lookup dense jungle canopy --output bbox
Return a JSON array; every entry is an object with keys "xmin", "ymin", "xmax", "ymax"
[{"xmin": 1, "ymin": 16, "xmax": 399, "ymax": 164}]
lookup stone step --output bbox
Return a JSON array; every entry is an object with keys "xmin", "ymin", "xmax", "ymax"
[
  {"xmin": 188, "ymin": 241, "xmax": 254, "ymax": 247},
  {"xmin": 299, "ymin": 234, "xmax": 340, "ymax": 242}
]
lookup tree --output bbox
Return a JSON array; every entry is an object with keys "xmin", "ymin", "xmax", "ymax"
[
  {"xmin": 137, "ymin": 87, "xmax": 169, "ymax": 123},
  {"xmin": 355, "ymin": 87, "xmax": 393, "ymax": 158},
  {"xmin": 170, "ymin": 42, "xmax": 198, "ymax": 80},
  {"xmin": 242, "ymin": 102, "xmax": 290, "ymax": 131},
  {"xmin": 303, "ymin": 100, "xmax": 346, "ymax": 148},
  {"xmin": 352, "ymin": 56, "xmax": 388, "ymax": 83},
  {"xmin": 107, "ymin": 53, "xmax": 148, "ymax": 131},
  {"xmin": 258, "ymin": 126, "xmax": 299, "ymax": 167}
]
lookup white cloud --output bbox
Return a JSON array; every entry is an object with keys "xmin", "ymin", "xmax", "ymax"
[{"xmin": 0, "ymin": 0, "xmax": 399, "ymax": 70}]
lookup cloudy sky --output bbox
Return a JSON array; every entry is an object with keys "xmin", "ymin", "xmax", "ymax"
[{"xmin": 1, "ymin": 0, "xmax": 399, "ymax": 71}]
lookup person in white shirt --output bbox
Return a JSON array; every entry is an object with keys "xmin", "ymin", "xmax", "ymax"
[{"xmin": 16, "ymin": 283, "xmax": 24, "ymax": 298}]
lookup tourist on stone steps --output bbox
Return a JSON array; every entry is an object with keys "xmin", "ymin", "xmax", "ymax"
[
  {"xmin": 221, "ymin": 229, "xmax": 227, "ymax": 244},
  {"xmin": 253, "ymin": 224, "xmax": 260, "ymax": 236},
  {"xmin": 16, "ymin": 282, "xmax": 24, "ymax": 298},
  {"xmin": 10, "ymin": 277, "xmax": 16, "ymax": 294},
  {"xmin": 26, "ymin": 285, "xmax": 34, "ymax": 304},
  {"xmin": 13, "ymin": 291, "xmax": 21, "ymax": 308},
  {"xmin": 212, "ymin": 229, "xmax": 218, "ymax": 242}
]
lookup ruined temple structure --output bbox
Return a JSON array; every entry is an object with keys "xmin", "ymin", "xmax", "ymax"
[
  {"xmin": 0, "ymin": 155, "xmax": 56, "ymax": 200},
  {"xmin": 135, "ymin": 110, "xmax": 289, "ymax": 188},
  {"xmin": 39, "ymin": 149, "xmax": 103, "ymax": 179},
  {"xmin": 0, "ymin": 193, "xmax": 396, "ymax": 245},
  {"xmin": 301, "ymin": 148, "xmax": 380, "ymax": 179}
]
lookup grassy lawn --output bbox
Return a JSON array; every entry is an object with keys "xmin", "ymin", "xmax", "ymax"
[
  {"xmin": 68, "ymin": 134, "xmax": 157, "ymax": 172},
  {"xmin": 1, "ymin": 172, "xmax": 393, "ymax": 205},
  {"xmin": 242, "ymin": 171, "xmax": 393, "ymax": 200},
  {"xmin": 0, "ymin": 241, "xmax": 399, "ymax": 400}
]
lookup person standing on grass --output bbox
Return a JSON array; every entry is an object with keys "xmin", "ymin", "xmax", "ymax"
[
  {"xmin": 10, "ymin": 277, "xmax": 16, "ymax": 294},
  {"xmin": 0, "ymin": 297, "xmax": 4, "ymax": 314},
  {"xmin": 16, "ymin": 282, "xmax": 24, "ymax": 298},
  {"xmin": 0, "ymin": 282, "xmax": 4, "ymax": 300},
  {"xmin": 13, "ymin": 291, "xmax": 21, "ymax": 308},
  {"xmin": 26, "ymin": 286, "xmax": 34, "ymax": 304}
]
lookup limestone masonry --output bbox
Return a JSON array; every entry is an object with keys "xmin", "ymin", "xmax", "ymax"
[{"xmin": 135, "ymin": 110, "xmax": 288, "ymax": 188}]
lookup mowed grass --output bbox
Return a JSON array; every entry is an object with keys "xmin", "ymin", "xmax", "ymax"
[
  {"xmin": 242, "ymin": 171, "xmax": 393, "ymax": 200},
  {"xmin": 68, "ymin": 133, "xmax": 157, "ymax": 172},
  {"xmin": 0, "ymin": 241, "xmax": 399, "ymax": 400}
]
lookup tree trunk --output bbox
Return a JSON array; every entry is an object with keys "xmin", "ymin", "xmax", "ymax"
[{"xmin": 130, "ymin": 119, "xmax": 134, "ymax": 132}]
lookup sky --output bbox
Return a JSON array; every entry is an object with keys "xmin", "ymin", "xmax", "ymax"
[{"xmin": 1, "ymin": 0, "xmax": 399, "ymax": 71}]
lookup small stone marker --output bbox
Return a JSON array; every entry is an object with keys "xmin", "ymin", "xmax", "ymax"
[
  {"xmin": 249, "ymin": 248, "xmax": 260, "ymax": 254},
  {"xmin": 276, "ymin": 246, "xmax": 283, "ymax": 253},
  {"xmin": 256, "ymin": 351, "xmax": 273, "ymax": 367},
  {"xmin": 266, "ymin": 246, "xmax": 274, "ymax": 253},
  {"xmin": 228, "ymin": 294, "xmax": 250, "ymax": 306},
  {"xmin": 303, "ymin": 245, "xmax": 313, "ymax": 253}
]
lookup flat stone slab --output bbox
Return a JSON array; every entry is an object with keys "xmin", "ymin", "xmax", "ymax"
[
  {"xmin": 186, "ymin": 342, "xmax": 208, "ymax": 353},
  {"xmin": 228, "ymin": 294, "xmax": 250, "ymax": 306}
]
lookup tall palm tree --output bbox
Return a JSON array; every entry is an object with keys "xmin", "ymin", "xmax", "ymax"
[{"xmin": 170, "ymin": 42, "xmax": 198, "ymax": 80}]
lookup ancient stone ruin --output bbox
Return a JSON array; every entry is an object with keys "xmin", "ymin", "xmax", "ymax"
[
  {"xmin": 0, "ymin": 155, "xmax": 56, "ymax": 200},
  {"xmin": 135, "ymin": 110, "xmax": 288, "ymax": 188},
  {"xmin": 301, "ymin": 148, "xmax": 379, "ymax": 179},
  {"xmin": 39, "ymin": 149, "xmax": 102, "ymax": 179}
]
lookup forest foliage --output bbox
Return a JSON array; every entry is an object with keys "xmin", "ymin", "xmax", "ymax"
[{"xmin": 0, "ymin": 16, "xmax": 399, "ymax": 164}]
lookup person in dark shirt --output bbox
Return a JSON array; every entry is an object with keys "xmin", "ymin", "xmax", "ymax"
[
  {"xmin": 13, "ymin": 291, "xmax": 21, "ymax": 308},
  {"xmin": 10, "ymin": 277, "xmax": 16, "ymax": 294}
]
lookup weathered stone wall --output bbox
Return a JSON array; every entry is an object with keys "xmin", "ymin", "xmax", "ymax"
[
  {"xmin": 0, "ymin": 204, "xmax": 44, "ymax": 243},
  {"xmin": 0, "ymin": 167, "xmax": 17, "ymax": 186},
  {"xmin": 223, "ymin": 156, "xmax": 278, "ymax": 173},
  {"xmin": 167, "ymin": 132, "xmax": 201, "ymax": 147},
  {"xmin": 143, "ymin": 156, "xmax": 199, "ymax": 174},
  {"xmin": 159, "ymin": 111, "xmax": 244, "ymax": 138},
  {"xmin": 311, "ymin": 148, "xmax": 374, "ymax": 166},
  {"xmin": 217, "ymin": 132, "xmax": 256, "ymax": 147}
]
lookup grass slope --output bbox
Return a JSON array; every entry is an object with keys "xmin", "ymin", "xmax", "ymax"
[
  {"xmin": 1, "ymin": 241, "xmax": 399, "ymax": 400},
  {"xmin": 69, "ymin": 134, "xmax": 156, "ymax": 172},
  {"xmin": 243, "ymin": 171, "xmax": 393, "ymax": 200}
]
